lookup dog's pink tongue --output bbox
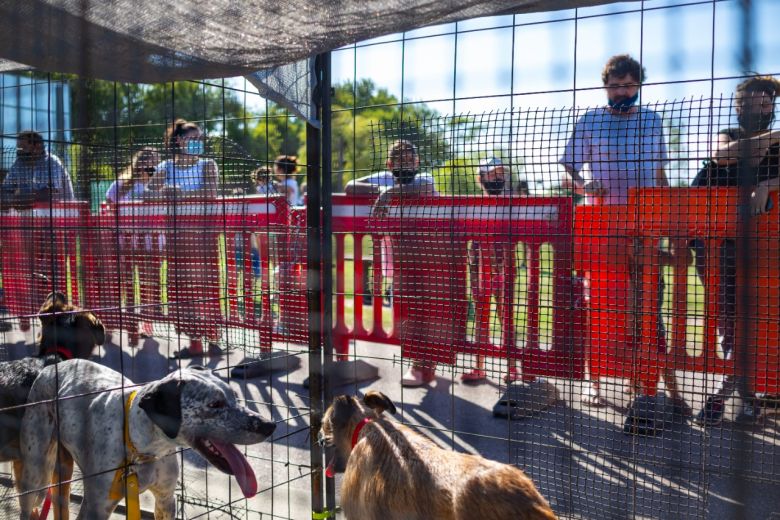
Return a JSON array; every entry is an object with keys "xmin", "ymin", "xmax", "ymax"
[{"xmin": 209, "ymin": 439, "xmax": 258, "ymax": 498}]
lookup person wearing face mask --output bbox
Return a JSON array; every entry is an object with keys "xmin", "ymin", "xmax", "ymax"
[
  {"xmin": 103, "ymin": 147, "xmax": 164, "ymax": 339},
  {"xmin": 1, "ymin": 131, "xmax": 74, "ymax": 329},
  {"xmin": 463, "ymin": 157, "xmax": 518, "ymax": 384},
  {"xmin": 155, "ymin": 119, "xmax": 222, "ymax": 359},
  {"xmin": 344, "ymin": 143, "xmax": 436, "ymax": 197},
  {"xmin": 2, "ymin": 130, "xmax": 74, "ymax": 209},
  {"xmin": 560, "ymin": 54, "xmax": 669, "ymax": 205},
  {"xmin": 151, "ymin": 118, "xmax": 218, "ymax": 199},
  {"xmin": 691, "ymin": 75, "xmax": 780, "ymax": 427},
  {"xmin": 560, "ymin": 55, "xmax": 690, "ymax": 434},
  {"xmin": 368, "ymin": 140, "xmax": 445, "ymax": 388}
]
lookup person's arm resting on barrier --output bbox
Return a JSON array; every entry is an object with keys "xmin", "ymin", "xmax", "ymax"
[
  {"xmin": 190, "ymin": 159, "xmax": 218, "ymax": 198},
  {"xmin": 711, "ymin": 130, "xmax": 780, "ymax": 167},
  {"xmin": 371, "ymin": 181, "xmax": 435, "ymax": 217},
  {"xmin": 344, "ymin": 179, "xmax": 381, "ymax": 196}
]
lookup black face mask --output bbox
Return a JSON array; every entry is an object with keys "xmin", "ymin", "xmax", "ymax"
[
  {"xmin": 608, "ymin": 92, "xmax": 639, "ymax": 113},
  {"xmin": 16, "ymin": 149, "xmax": 34, "ymax": 160},
  {"xmin": 392, "ymin": 168, "xmax": 417, "ymax": 185},
  {"xmin": 481, "ymin": 180, "xmax": 504, "ymax": 195},
  {"xmin": 738, "ymin": 111, "xmax": 775, "ymax": 133}
]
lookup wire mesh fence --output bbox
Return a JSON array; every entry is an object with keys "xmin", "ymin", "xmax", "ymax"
[{"xmin": 0, "ymin": 1, "xmax": 779, "ymax": 519}]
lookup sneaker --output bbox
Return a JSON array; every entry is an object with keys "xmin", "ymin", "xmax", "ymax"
[
  {"xmin": 401, "ymin": 366, "xmax": 435, "ymax": 387},
  {"xmin": 503, "ymin": 367, "xmax": 522, "ymax": 385},
  {"xmin": 581, "ymin": 383, "xmax": 603, "ymax": 407},
  {"xmin": 735, "ymin": 398, "xmax": 762, "ymax": 426},
  {"xmin": 695, "ymin": 396, "xmax": 726, "ymax": 426},
  {"xmin": 461, "ymin": 369, "xmax": 487, "ymax": 384}
]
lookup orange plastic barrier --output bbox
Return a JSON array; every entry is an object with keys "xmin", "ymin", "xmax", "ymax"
[
  {"xmin": 634, "ymin": 187, "xmax": 780, "ymax": 394},
  {"xmin": 573, "ymin": 204, "xmax": 659, "ymax": 388}
]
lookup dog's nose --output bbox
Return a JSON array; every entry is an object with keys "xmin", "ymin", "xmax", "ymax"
[{"xmin": 252, "ymin": 416, "xmax": 276, "ymax": 437}]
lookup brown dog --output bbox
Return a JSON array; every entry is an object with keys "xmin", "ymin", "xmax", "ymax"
[
  {"xmin": 0, "ymin": 292, "xmax": 104, "ymax": 519},
  {"xmin": 320, "ymin": 390, "xmax": 557, "ymax": 520}
]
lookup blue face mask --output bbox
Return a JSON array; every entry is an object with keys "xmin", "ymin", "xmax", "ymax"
[
  {"xmin": 608, "ymin": 92, "xmax": 639, "ymax": 112},
  {"xmin": 185, "ymin": 140, "xmax": 204, "ymax": 156}
]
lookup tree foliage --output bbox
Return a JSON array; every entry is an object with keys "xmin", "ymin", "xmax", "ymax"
[{"xmin": 67, "ymin": 76, "xmax": 464, "ymax": 194}]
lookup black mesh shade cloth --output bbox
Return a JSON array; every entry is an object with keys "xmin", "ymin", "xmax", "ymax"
[{"xmin": 0, "ymin": 0, "xmax": 634, "ymax": 83}]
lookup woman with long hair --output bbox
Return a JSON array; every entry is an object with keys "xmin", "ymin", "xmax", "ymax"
[
  {"xmin": 152, "ymin": 119, "xmax": 218, "ymax": 197},
  {"xmin": 155, "ymin": 119, "xmax": 222, "ymax": 358},
  {"xmin": 273, "ymin": 155, "xmax": 301, "ymax": 206},
  {"xmin": 105, "ymin": 147, "xmax": 160, "ymax": 203}
]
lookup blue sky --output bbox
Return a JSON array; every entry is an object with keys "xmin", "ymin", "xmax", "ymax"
[
  {"xmin": 328, "ymin": 0, "xmax": 779, "ymax": 113},
  {"xmin": 235, "ymin": 0, "xmax": 779, "ymax": 186}
]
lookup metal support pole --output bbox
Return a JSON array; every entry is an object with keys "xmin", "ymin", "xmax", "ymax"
[
  {"xmin": 307, "ymin": 53, "xmax": 326, "ymax": 519},
  {"xmin": 319, "ymin": 51, "xmax": 338, "ymax": 513}
]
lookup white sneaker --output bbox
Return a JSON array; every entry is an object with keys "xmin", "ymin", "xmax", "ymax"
[
  {"xmin": 581, "ymin": 382, "xmax": 603, "ymax": 406},
  {"xmin": 401, "ymin": 366, "xmax": 434, "ymax": 387}
]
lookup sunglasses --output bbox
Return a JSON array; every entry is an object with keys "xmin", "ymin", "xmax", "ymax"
[{"xmin": 141, "ymin": 167, "xmax": 156, "ymax": 175}]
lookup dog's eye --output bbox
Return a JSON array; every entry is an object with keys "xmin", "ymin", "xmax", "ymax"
[{"xmin": 208, "ymin": 400, "xmax": 225, "ymax": 409}]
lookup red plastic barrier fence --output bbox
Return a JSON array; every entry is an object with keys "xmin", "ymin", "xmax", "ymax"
[
  {"xmin": 94, "ymin": 195, "xmax": 287, "ymax": 350},
  {"xmin": 0, "ymin": 202, "xmax": 91, "ymax": 329},
  {"xmin": 574, "ymin": 204, "xmax": 646, "ymax": 385},
  {"xmin": 328, "ymin": 194, "xmax": 583, "ymax": 378}
]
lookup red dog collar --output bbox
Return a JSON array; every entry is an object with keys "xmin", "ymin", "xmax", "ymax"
[
  {"xmin": 351, "ymin": 418, "xmax": 372, "ymax": 448},
  {"xmin": 42, "ymin": 346, "xmax": 73, "ymax": 360}
]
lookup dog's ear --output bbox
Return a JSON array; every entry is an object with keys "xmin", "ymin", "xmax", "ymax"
[
  {"xmin": 39, "ymin": 292, "xmax": 67, "ymax": 313},
  {"xmin": 363, "ymin": 391, "xmax": 396, "ymax": 416},
  {"xmin": 76, "ymin": 311, "xmax": 105, "ymax": 346},
  {"xmin": 38, "ymin": 292, "xmax": 67, "ymax": 327},
  {"xmin": 328, "ymin": 395, "xmax": 357, "ymax": 430},
  {"xmin": 139, "ymin": 379, "xmax": 183, "ymax": 439}
]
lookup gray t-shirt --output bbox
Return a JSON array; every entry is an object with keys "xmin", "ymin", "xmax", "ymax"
[
  {"xmin": 3, "ymin": 152, "xmax": 75, "ymax": 202},
  {"xmin": 559, "ymin": 107, "xmax": 669, "ymax": 204}
]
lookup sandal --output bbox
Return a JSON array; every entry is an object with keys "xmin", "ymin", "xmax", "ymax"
[{"xmin": 461, "ymin": 369, "xmax": 487, "ymax": 384}]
